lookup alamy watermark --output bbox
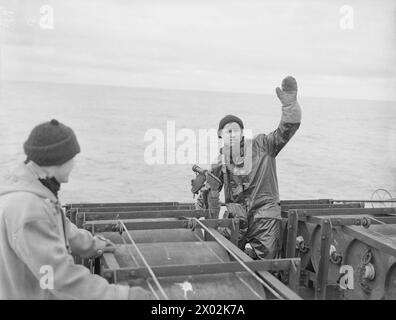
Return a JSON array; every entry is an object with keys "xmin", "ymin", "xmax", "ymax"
[
  {"xmin": 144, "ymin": 120, "xmax": 253, "ymax": 175},
  {"xmin": 39, "ymin": 265, "xmax": 54, "ymax": 290},
  {"xmin": 0, "ymin": 4, "xmax": 54, "ymax": 30},
  {"xmin": 339, "ymin": 5, "xmax": 354, "ymax": 30}
]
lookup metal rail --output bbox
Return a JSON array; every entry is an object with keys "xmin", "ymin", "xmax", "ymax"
[
  {"xmin": 342, "ymin": 225, "xmax": 396, "ymax": 258},
  {"xmin": 89, "ymin": 216, "xmax": 300, "ymax": 299},
  {"xmin": 70, "ymin": 202, "xmax": 183, "ymax": 208},
  {"xmin": 108, "ymin": 259, "xmax": 300, "ymax": 280},
  {"xmin": 284, "ymin": 206, "xmax": 396, "ymax": 299},
  {"xmin": 76, "ymin": 209, "xmax": 209, "ymax": 223},
  {"xmin": 191, "ymin": 218, "xmax": 284, "ymax": 300}
]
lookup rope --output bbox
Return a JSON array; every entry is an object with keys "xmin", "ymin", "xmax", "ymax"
[
  {"xmin": 192, "ymin": 218, "xmax": 284, "ymax": 300},
  {"xmin": 116, "ymin": 227, "xmax": 158, "ymax": 299},
  {"xmin": 117, "ymin": 220, "xmax": 169, "ymax": 300},
  {"xmin": 117, "ymin": 232, "xmax": 159, "ymax": 299}
]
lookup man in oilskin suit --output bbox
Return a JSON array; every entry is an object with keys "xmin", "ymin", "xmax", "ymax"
[{"xmin": 196, "ymin": 76, "xmax": 301, "ymax": 260}]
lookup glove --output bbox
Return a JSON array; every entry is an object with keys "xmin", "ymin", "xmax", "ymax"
[{"xmin": 276, "ymin": 76, "xmax": 298, "ymax": 106}]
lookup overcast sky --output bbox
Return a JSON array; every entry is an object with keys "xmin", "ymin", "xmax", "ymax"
[{"xmin": 1, "ymin": 0, "xmax": 395, "ymax": 100}]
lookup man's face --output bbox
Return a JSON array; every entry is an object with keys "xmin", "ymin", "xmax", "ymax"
[
  {"xmin": 54, "ymin": 158, "xmax": 75, "ymax": 183},
  {"xmin": 221, "ymin": 122, "xmax": 243, "ymax": 147}
]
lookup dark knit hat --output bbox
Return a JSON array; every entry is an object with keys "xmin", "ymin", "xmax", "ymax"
[
  {"xmin": 23, "ymin": 119, "xmax": 81, "ymax": 166},
  {"xmin": 218, "ymin": 115, "xmax": 244, "ymax": 138}
]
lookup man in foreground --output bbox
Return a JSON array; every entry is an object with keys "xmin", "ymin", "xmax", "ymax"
[{"xmin": 0, "ymin": 119, "xmax": 151, "ymax": 299}]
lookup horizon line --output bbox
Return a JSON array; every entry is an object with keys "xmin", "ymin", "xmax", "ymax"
[{"xmin": 1, "ymin": 78, "xmax": 396, "ymax": 104}]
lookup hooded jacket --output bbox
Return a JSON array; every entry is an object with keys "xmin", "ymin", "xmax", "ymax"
[
  {"xmin": 0, "ymin": 163, "xmax": 130, "ymax": 299},
  {"xmin": 212, "ymin": 98, "xmax": 302, "ymax": 219}
]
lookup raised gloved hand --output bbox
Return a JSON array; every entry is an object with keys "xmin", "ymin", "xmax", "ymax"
[{"xmin": 276, "ymin": 76, "xmax": 298, "ymax": 106}]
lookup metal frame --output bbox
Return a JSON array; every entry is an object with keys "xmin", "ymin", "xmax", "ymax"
[
  {"xmin": 101, "ymin": 256, "xmax": 301, "ymax": 284},
  {"xmin": 68, "ymin": 201, "xmax": 185, "ymax": 208},
  {"xmin": 315, "ymin": 219, "xmax": 332, "ymax": 300},
  {"xmin": 71, "ymin": 205, "xmax": 195, "ymax": 213},
  {"xmin": 84, "ymin": 216, "xmax": 301, "ymax": 300},
  {"xmin": 287, "ymin": 207, "xmax": 396, "ymax": 218},
  {"xmin": 65, "ymin": 199, "xmax": 342, "ymax": 225},
  {"xmin": 280, "ymin": 199, "xmax": 333, "ymax": 205},
  {"xmin": 284, "ymin": 207, "xmax": 396, "ymax": 299},
  {"xmin": 342, "ymin": 225, "xmax": 396, "ymax": 258},
  {"xmin": 65, "ymin": 202, "xmax": 192, "ymax": 221},
  {"xmin": 75, "ymin": 209, "xmax": 209, "ymax": 228},
  {"xmin": 281, "ymin": 203, "xmax": 363, "ymax": 212},
  {"xmin": 67, "ymin": 199, "xmax": 335, "ymax": 209},
  {"xmin": 65, "ymin": 199, "xmax": 338, "ymax": 217},
  {"xmin": 67, "ymin": 199, "xmax": 396, "ymax": 300},
  {"xmin": 84, "ymin": 218, "xmax": 236, "ymax": 233}
]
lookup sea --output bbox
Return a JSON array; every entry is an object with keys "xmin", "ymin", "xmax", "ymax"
[{"xmin": 1, "ymin": 80, "xmax": 395, "ymax": 205}]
